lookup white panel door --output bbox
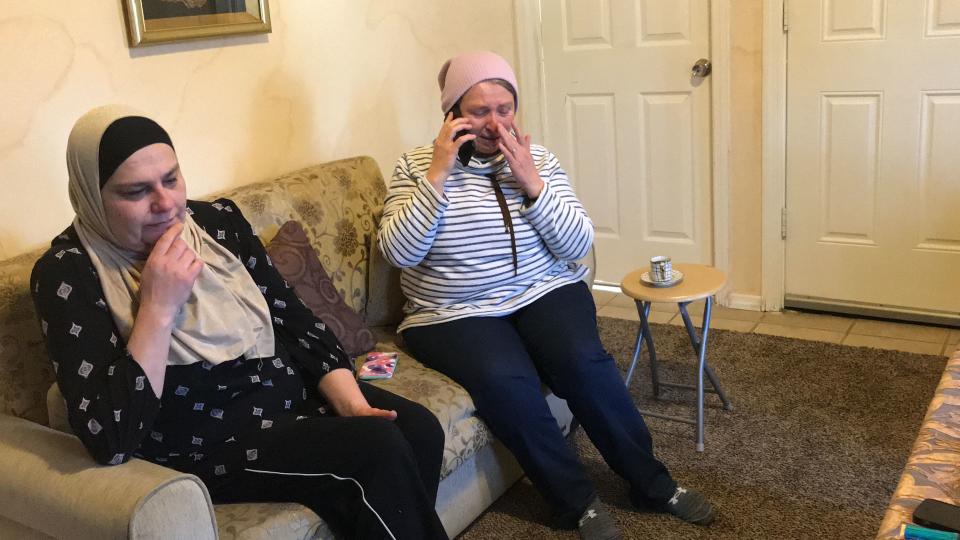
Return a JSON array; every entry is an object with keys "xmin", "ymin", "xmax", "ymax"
[
  {"xmin": 540, "ymin": 0, "xmax": 713, "ymax": 284},
  {"xmin": 786, "ymin": 0, "xmax": 960, "ymax": 317}
]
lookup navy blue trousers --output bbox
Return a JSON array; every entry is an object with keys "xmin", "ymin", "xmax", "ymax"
[
  {"xmin": 403, "ymin": 281, "xmax": 676, "ymax": 527},
  {"xmin": 199, "ymin": 383, "xmax": 447, "ymax": 540}
]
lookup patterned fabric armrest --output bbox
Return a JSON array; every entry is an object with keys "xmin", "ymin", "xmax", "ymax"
[
  {"xmin": 0, "ymin": 414, "xmax": 216, "ymax": 540},
  {"xmin": 877, "ymin": 345, "xmax": 960, "ymax": 539}
]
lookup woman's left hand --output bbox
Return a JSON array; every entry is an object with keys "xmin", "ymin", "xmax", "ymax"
[
  {"xmin": 498, "ymin": 121, "xmax": 544, "ymax": 199},
  {"xmin": 318, "ymin": 369, "xmax": 397, "ymax": 419},
  {"xmin": 341, "ymin": 403, "xmax": 398, "ymax": 420}
]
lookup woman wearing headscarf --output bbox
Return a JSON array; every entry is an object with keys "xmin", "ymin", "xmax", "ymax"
[
  {"xmin": 31, "ymin": 105, "xmax": 448, "ymax": 540},
  {"xmin": 378, "ymin": 51, "xmax": 715, "ymax": 540}
]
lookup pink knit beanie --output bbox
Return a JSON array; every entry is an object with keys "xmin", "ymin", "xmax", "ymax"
[{"xmin": 438, "ymin": 51, "xmax": 519, "ymax": 114}]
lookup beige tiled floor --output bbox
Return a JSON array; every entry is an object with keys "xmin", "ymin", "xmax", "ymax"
[{"xmin": 593, "ymin": 289, "xmax": 959, "ymax": 357}]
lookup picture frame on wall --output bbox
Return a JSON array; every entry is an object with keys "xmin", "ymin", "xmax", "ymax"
[{"xmin": 123, "ymin": 0, "xmax": 271, "ymax": 47}]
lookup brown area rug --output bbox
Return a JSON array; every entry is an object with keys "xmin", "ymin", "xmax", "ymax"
[{"xmin": 458, "ymin": 317, "xmax": 946, "ymax": 539}]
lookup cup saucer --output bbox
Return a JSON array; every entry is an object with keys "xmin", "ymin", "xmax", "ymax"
[{"xmin": 640, "ymin": 269, "xmax": 684, "ymax": 288}]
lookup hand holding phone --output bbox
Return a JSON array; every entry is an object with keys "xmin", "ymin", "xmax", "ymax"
[{"xmin": 426, "ymin": 112, "xmax": 475, "ymax": 192}]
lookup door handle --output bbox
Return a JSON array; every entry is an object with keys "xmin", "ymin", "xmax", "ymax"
[{"xmin": 691, "ymin": 58, "xmax": 712, "ymax": 79}]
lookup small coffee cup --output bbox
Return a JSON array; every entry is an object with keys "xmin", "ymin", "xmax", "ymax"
[{"xmin": 650, "ymin": 256, "xmax": 672, "ymax": 282}]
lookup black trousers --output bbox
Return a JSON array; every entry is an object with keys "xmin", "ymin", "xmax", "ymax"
[
  {"xmin": 403, "ymin": 281, "xmax": 676, "ymax": 528},
  {"xmin": 198, "ymin": 382, "xmax": 448, "ymax": 540}
]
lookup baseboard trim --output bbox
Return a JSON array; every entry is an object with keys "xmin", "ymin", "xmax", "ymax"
[
  {"xmin": 724, "ymin": 293, "xmax": 763, "ymax": 312},
  {"xmin": 784, "ymin": 295, "xmax": 960, "ymax": 327},
  {"xmin": 592, "ymin": 282, "xmax": 622, "ymax": 294}
]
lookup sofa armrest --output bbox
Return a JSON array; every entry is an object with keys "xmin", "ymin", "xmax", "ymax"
[
  {"xmin": 0, "ymin": 414, "xmax": 217, "ymax": 540},
  {"xmin": 877, "ymin": 348, "xmax": 960, "ymax": 539}
]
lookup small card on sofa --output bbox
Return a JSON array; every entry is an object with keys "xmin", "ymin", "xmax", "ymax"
[{"xmin": 357, "ymin": 352, "xmax": 398, "ymax": 380}]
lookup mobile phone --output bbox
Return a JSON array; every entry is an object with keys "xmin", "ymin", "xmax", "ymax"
[
  {"xmin": 914, "ymin": 499, "xmax": 960, "ymax": 533},
  {"xmin": 456, "ymin": 131, "xmax": 474, "ymax": 165},
  {"xmin": 452, "ymin": 106, "xmax": 475, "ymax": 165}
]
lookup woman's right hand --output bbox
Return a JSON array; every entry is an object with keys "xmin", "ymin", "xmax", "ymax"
[
  {"xmin": 426, "ymin": 112, "xmax": 476, "ymax": 193},
  {"xmin": 139, "ymin": 222, "xmax": 204, "ymax": 326}
]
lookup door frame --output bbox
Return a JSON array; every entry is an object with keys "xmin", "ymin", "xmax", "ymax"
[
  {"xmin": 513, "ymin": 0, "xmax": 735, "ymax": 305},
  {"xmin": 761, "ymin": 0, "xmax": 787, "ymax": 312}
]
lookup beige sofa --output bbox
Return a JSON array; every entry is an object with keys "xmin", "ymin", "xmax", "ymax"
[
  {"xmin": 877, "ymin": 343, "xmax": 960, "ymax": 538},
  {"xmin": 0, "ymin": 156, "xmax": 580, "ymax": 539}
]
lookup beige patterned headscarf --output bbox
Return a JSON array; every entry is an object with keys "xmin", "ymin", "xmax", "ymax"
[{"xmin": 67, "ymin": 104, "xmax": 274, "ymax": 366}]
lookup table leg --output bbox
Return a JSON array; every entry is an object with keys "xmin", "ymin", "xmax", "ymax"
[
  {"xmin": 629, "ymin": 294, "xmax": 733, "ymax": 453},
  {"xmin": 625, "ymin": 301, "xmax": 660, "ymax": 398},
  {"xmin": 678, "ymin": 298, "xmax": 709, "ymax": 452},
  {"xmin": 677, "ymin": 303, "xmax": 733, "ymax": 411},
  {"xmin": 624, "ymin": 301, "xmax": 645, "ymax": 387},
  {"xmin": 697, "ymin": 299, "xmax": 711, "ymax": 452},
  {"xmin": 641, "ymin": 301, "xmax": 661, "ymax": 398}
]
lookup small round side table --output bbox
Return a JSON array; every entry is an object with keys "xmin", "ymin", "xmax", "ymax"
[{"xmin": 620, "ymin": 263, "xmax": 733, "ymax": 452}]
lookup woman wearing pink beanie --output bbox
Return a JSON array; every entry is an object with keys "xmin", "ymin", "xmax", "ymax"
[{"xmin": 378, "ymin": 51, "xmax": 714, "ymax": 539}]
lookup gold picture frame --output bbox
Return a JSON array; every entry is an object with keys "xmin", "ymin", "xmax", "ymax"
[{"xmin": 123, "ymin": 0, "xmax": 271, "ymax": 47}]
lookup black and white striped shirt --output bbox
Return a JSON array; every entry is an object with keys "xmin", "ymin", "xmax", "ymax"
[{"xmin": 378, "ymin": 143, "xmax": 593, "ymax": 331}]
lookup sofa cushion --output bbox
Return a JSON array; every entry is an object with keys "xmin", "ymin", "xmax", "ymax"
[
  {"xmin": 214, "ymin": 502, "xmax": 332, "ymax": 540},
  {"xmin": 266, "ymin": 220, "xmax": 374, "ymax": 358},
  {"xmin": 363, "ymin": 231, "xmax": 405, "ymax": 329},
  {"xmin": 46, "ymin": 383, "xmax": 69, "ymax": 434},
  {"xmin": 216, "ymin": 157, "xmax": 388, "ymax": 316},
  {"xmin": 0, "ymin": 249, "xmax": 56, "ymax": 425},
  {"xmin": 366, "ymin": 342, "xmax": 488, "ymax": 480}
]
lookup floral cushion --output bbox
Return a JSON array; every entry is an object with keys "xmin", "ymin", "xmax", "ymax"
[
  {"xmin": 362, "ymin": 230, "xmax": 405, "ymax": 329},
  {"xmin": 214, "ymin": 502, "xmax": 332, "ymax": 540},
  {"xmin": 365, "ymin": 341, "xmax": 488, "ymax": 480},
  {"xmin": 0, "ymin": 249, "xmax": 55, "ymax": 424},
  {"xmin": 217, "ymin": 157, "xmax": 388, "ymax": 316},
  {"xmin": 266, "ymin": 220, "xmax": 374, "ymax": 358}
]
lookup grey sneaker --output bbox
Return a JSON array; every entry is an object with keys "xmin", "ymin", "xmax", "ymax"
[
  {"xmin": 577, "ymin": 497, "xmax": 623, "ymax": 540},
  {"xmin": 665, "ymin": 486, "xmax": 715, "ymax": 526}
]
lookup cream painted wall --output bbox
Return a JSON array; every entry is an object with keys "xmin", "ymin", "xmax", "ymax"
[
  {"xmin": 0, "ymin": 1, "xmax": 515, "ymax": 259},
  {"xmin": 728, "ymin": 0, "xmax": 764, "ymax": 297},
  {"xmin": 1, "ymin": 1, "xmax": 767, "ymax": 302}
]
